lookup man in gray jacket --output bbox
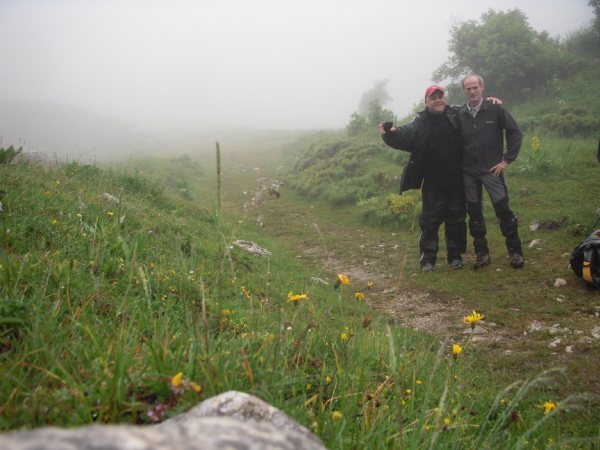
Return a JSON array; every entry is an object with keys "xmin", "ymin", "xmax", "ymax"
[{"xmin": 459, "ymin": 73, "xmax": 524, "ymax": 269}]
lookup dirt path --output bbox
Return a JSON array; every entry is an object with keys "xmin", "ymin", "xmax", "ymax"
[
  {"xmin": 242, "ymin": 179, "xmax": 508, "ymax": 344},
  {"xmin": 225, "ymin": 171, "xmax": 600, "ymax": 394}
]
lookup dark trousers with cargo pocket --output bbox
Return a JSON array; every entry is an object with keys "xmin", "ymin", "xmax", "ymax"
[
  {"xmin": 464, "ymin": 172, "xmax": 522, "ymax": 256},
  {"xmin": 419, "ymin": 187, "xmax": 467, "ymax": 266}
]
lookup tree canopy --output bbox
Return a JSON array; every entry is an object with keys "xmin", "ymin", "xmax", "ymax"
[
  {"xmin": 433, "ymin": 9, "xmax": 578, "ymax": 101},
  {"xmin": 358, "ymin": 80, "xmax": 392, "ymax": 116}
]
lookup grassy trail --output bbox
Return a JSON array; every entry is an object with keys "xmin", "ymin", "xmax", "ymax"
[{"xmin": 218, "ymin": 142, "xmax": 600, "ymax": 398}]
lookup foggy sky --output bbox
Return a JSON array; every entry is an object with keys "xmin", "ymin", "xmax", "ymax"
[{"xmin": 0, "ymin": 0, "xmax": 594, "ymax": 133}]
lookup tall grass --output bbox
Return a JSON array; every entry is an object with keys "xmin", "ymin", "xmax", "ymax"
[{"xmin": 0, "ymin": 154, "xmax": 598, "ymax": 448}]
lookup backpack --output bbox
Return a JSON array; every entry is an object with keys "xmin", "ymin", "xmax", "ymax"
[{"xmin": 570, "ymin": 229, "xmax": 600, "ymax": 288}]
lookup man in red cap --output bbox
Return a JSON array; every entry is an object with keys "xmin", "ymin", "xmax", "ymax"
[{"xmin": 379, "ymin": 85, "xmax": 466, "ymax": 272}]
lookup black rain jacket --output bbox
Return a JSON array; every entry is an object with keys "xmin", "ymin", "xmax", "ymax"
[
  {"xmin": 458, "ymin": 100, "xmax": 523, "ymax": 175},
  {"xmin": 381, "ymin": 106, "xmax": 462, "ymax": 193}
]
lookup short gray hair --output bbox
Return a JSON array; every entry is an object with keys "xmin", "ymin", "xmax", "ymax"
[{"xmin": 461, "ymin": 73, "xmax": 485, "ymax": 89}]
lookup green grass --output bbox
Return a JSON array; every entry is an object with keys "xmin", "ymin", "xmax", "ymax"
[{"xmin": 1, "ymin": 144, "xmax": 598, "ymax": 448}]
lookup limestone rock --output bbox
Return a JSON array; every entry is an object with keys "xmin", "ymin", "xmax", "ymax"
[
  {"xmin": 0, "ymin": 391, "xmax": 326, "ymax": 450},
  {"xmin": 554, "ymin": 278, "xmax": 567, "ymax": 288}
]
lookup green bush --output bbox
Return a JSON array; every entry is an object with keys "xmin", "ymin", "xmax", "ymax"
[
  {"xmin": 539, "ymin": 112, "xmax": 600, "ymax": 137},
  {"xmin": 0, "ymin": 146, "xmax": 22, "ymax": 165}
]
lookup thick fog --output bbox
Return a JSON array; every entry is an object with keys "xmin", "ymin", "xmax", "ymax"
[{"xmin": 0, "ymin": 0, "xmax": 593, "ymax": 157}]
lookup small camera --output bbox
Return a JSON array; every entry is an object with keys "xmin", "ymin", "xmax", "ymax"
[{"xmin": 383, "ymin": 122, "xmax": 393, "ymax": 132}]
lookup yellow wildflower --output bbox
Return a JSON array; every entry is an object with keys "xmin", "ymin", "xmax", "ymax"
[
  {"xmin": 331, "ymin": 411, "xmax": 343, "ymax": 422},
  {"xmin": 241, "ymin": 286, "xmax": 251, "ymax": 299},
  {"xmin": 171, "ymin": 372, "xmax": 184, "ymax": 388},
  {"xmin": 367, "ymin": 281, "xmax": 374, "ymax": 289},
  {"xmin": 189, "ymin": 381, "xmax": 202, "ymax": 393},
  {"xmin": 463, "ymin": 310, "xmax": 484, "ymax": 328},
  {"xmin": 107, "ymin": 211, "xmax": 114, "ymax": 217},
  {"xmin": 354, "ymin": 292, "xmax": 365, "ymax": 301},
  {"xmin": 288, "ymin": 292, "xmax": 309, "ymax": 302},
  {"xmin": 338, "ymin": 274, "xmax": 350, "ymax": 284},
  {"xmin": 222, "ymin": 309, "xmax": 233, "ymax": 316},
  {"xmin": 333, "ymin": 273, "xmax": 350, "ymax": 289},
  {"xmin": 452, "ymin": 344, "xmax": 463, "ymax": 358},
  {"xmin": 340, "ymin": 332, "xmax": 349, "ymax": 341},
  {"xmin": 325, "ymin": 375, "xmax": 332, "ymax": 384},
  {"xmin": 531, "ymin": 135, "xmax": 541, "ymax": 152},
  {"xmin": 51, "ymin": 219, "xmax": 58, "ymax": 225},
  {"xmin": 543, "ymin": 401, "xmax": 557, "ymax": 414},
  {"xmin": 443, "ymin": 418, "xmax": 451, "ymax": 428},
  {"xmin": 416, "ymin": 379, "xmax": 423, "ymax": 385}
]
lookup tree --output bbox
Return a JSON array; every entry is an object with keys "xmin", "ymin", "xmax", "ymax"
[
  {"xmin": 347, "ymin": 82, "xmax": 395, "ymax": 136},
  {"xmin": 590, "ymin": 0, "xmax": 600, "ymax": 33},
  {"xmin": 358, "ymin": 80, "xmax": 392, "ymax": 115},
  {"xmin": 433, "ymin": 9, "xmax": 576, "ymax": 101}
]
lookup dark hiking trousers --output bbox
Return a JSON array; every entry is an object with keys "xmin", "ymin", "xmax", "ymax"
[
  {"xmin": 419, "ymin": 187, "xmax": 467, "ymax": 265},
  {"xmin": 464, "ymin": 172, "xmax": 522, "ymax": 256}
]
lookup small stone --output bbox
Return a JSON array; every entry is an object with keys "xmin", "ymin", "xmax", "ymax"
[
  {"xmin": 530, "ymin": 221, "xmax": 540, "ymax": 232},
  {"xmin": 578, "ymin": 336, "xmax": 594, "ymax": 345},
  {"xmin": 528, "ymin": 239, "xmax": 542, "ymax": 248},
  {"xmin": 556, "ymin": 295, "xmax": 565, "ymax": 303},
  {"xmin": 529, "ymin": 320, "xmax": 544, "ymax": 332},
  {"xmin": 591, "ymin": 326, "xmax": 600, "ymax": 340},
  {"xmin": 554, "ymin": 278, "xmax": 567, "ymax": 288},
  {"xmin": 549, "ymin": 324, "xmax": 570, "ymax": 335},
  {"xmin": 548, "ymin": 338, "xmax": 562, "ymax": 348},
  {"xmin": 565, "ymin": 345, "xmax": 574, "ymax": 353},
  {"xmin": 464, "ymin": 324, "xmax": 485, "ymax": 335}
]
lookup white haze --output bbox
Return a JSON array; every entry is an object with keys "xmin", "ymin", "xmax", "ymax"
[{"xmin": 0, "ymin": 0, "xmax": 593, "ymax": 156}]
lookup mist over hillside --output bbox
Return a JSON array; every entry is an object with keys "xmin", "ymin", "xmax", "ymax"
[
  {"xmin": 0, "ymin": 100, "xmax": 319, "ymax": 162},
  {"xmin": 0, "ymin": 100, "xmax": 166, "ymax": 161}
]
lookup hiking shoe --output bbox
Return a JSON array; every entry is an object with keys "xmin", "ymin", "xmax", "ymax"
[
  {"xmin": 509, "ymin": 252, "xmax": 524, "ymax": 269},
  {"xmin": 473, "ymin": 254, "xmax": 491, "ymax": 270},
  {"xmin": 421, "ymin": 262, "xmax": 435, "ymax": 272},
  {"xmin": 449, "ymin": 259, "xmax": 464, "ymax": 270}
]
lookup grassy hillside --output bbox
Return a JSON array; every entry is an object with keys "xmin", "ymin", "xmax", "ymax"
[{"xmin": 1, "ymin": 139, "xmax": 598, "ymax": 448}]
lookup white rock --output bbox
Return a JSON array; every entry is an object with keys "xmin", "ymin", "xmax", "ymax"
[
  {"xmin": 528, "ymin": 320, "xmax": 544, "ymax": 332},
  {"xmin": 232, "ymin": 240, "xmax": 272, "ymax": 256},
  {"xmin": 549, "ymin": 324, "xmax": 570, "ymax": 335},
  {"xmin": 548, "ymin": 338, "xmax": 562, "ymax": 348},
  {"xmin": 528, "ymin": 239, "xmax": 542, "ymax": 248},
  {"xmin": 530, "ymin": 221, "xmax": 540, "ymax": 232},
  {"xmin": 565, "ymin": 345, "xmax": 574, "ymax": 353},
  {"xmin": 464, "ymin": 325, "xmax": 485, "ymax": 335},
  {"xmin": 554, "ymin": 278, "xmax": 567, "ymax": 288},
  {"xmin": 101, "ymin": 192, "xmax": 120, "ymax": 204},
  {"xmin": 591, "ymin": 326, "xmax": 600, "ymax": 340},
  {"xmin": 0, "ymin": 391, "xmax": 326, "ymax": 450},
  {"xmin": 310, "ymin": 277, "xmax": 329, "ymax": 286}
]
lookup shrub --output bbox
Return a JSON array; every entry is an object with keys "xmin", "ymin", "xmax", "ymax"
[
  {"xmin": 0, "ymin": 146, "xmax": 22, "ymax": 165},
  {"xmin": 539, "ymin": 112, "xmax": 600, "ymax": 137}
]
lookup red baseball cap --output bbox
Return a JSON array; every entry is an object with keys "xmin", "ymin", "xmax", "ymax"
[{"xmin": 425, "ymin": 85, "xmax": 445, "ymax": 98}]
